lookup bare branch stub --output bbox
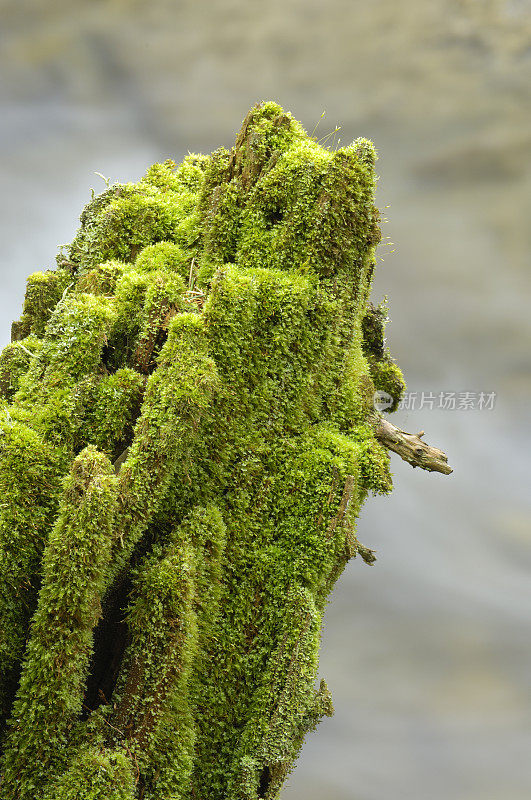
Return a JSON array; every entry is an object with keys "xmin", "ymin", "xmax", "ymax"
[{"xmin": 375, "ymin": 417, "xmax": 453, "ymax": 475}]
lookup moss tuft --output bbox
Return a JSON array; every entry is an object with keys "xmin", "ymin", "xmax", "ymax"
[
  {"xmin": 0, "ymin": 336, "xmax": 41, "ymax": 401},
  {"xmin": 134, "ymin": 242, "xmax": 190, "ymax": 281},
  {"xmin": 42, "ymin": 747, "xmax": 135, "ymax": 800},
  {"xmin": 370, "ymin": 359, "xmax": 406, "ymax": 412},
  {"xmin": 0, "ymin": 447, "xmax": 118, "ymax": 798},
  {"xmin": 11, "ymin": 268, "xmax": 71, "ymax": 340}
]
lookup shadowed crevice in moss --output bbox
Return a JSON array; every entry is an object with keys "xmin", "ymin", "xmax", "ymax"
[
  {"xmin": 82, "ymin": 574, "xmax": 133, "ymax": 718},
  {"xmin": 0, "ymin": 101, "xmax": 406, "ymax": 800}
]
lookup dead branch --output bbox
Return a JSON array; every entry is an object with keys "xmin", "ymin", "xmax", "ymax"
[{"xmin": 375, "ymin": 417, "xmax": 453, "ymax": 475}]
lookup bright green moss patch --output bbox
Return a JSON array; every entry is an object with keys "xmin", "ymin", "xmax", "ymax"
[
  {"xmin": 134, "ymin": 242, "xmax": 190, "ymax": 280},
  {"xmin": 0, "ymin": 448, "xmax": 118, "ymax": 798},
  {"xmin": 0, "ymin": 416, "xmax": 66, "ymax": 723},
  {"xmin": 71, "ymin": 368, "xmax": 146, "ymax": 457},
  {"xmin": 67, "ymin": 170, "xmax": 200, "ymax": 274},
  {"xmin": 142, "ymin": 154, "xmax": 209, "ymax": 194},
  {"xmin": 42, "ymin": 748, "xmax": 136, "ymax": 800},
  {"xmin": 10, "ymin": 269, "xmax": 71, "ymax": 340},
  {"xmin": 76, "ymin": 260, "xmax": 128, "ymax": 296},
  {"xmin": 370, "ymin": 360, "xmax": 406, "ymax": 411},
  {"xmin": 0, "ymin": 336, "xmax": 41, "ymax": 401},
  {"xmin": 19, "ymin": 292, "xmax": 116, "ymax": 391},
  {"xmin": 0, "ymin": 102, "xmax": 407, "ymax": 800}
]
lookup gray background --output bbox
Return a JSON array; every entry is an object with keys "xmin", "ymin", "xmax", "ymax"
[{"xmin": 2, "ymin": 1, "xmax": 531, "ymax": 798}]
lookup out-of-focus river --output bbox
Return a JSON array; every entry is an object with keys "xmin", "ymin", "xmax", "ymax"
[{"xmin": 1, "ymin": 2, "xmax": 530, "ymax": 797}]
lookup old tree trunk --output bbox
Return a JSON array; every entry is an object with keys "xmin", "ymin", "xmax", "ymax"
[{"xmin": 0, "ymin": 103, "xmax": 450, "ymax": 800}]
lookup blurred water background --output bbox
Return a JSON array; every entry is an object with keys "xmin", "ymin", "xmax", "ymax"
[{"xmin": 1, "ymin": 1, "xmax": 530, "ymax": 797}]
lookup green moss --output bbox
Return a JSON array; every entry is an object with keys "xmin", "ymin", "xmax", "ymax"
[
  {"xmin": 361, "ymin": 301, "xmax": 406, "ymax": 411},
  {"xmin": 24, "ymin": 269, "xmax": 72, "ymax": 332},
  {"xmin": 19, "ymin": 293, "xmax": 116, "ymax": 392},
  {"xmin": 111, "ymin": 536, "xmax": 197, "ymax": 797},
  {"xmin": 67, "ymin": 161, "xmax": 205, "ymax": 275},
  {"xmin": 142, "ymin": 154, "xmax": 209, "ymax": 194},
  {"xmin": 71, "ymin": 368, "xmax": 146, "ymax": 457},
  {"xmin": 0, "ymin": 102, "xmax": 407, "ymax": 800},
  {"xmin": 226, "ymin": 585, "xmax": 323, "ymax": 799},
  {"xmin": 370, "ymin": 359, "xmax": 406, "ymax": 411},
  {"xmin": 0, "ymin": 416, "xmax": 66, "ymax": 720},
  {"xmin": 66, "ymin": 185, "xmax": 135, "ymax": 272},
  {"xmin": 76, "ymin": 260, "xmax": 128, "ymax": 296},
  {"xmin": 109, "ymin": 313, "xmax": 220, "ymax": 584},
  {"xmin": 0, "ymin": 447, "xmax": 118, "ymax": 799},
  {"xmin": 0, "ymin": 336, "xmax": 41, "ymax": 401},
  {"xmin": 11, "ymin": 293, "xmax": 117, "ymax": 451},
  {"xmin": 42, "ymin": 748, "xmax": 135, "ymax": 800},
  {"xmin": 11, "ymin": 269, "xmax": 71, "ymax": 341},
  {"xmin": 134, "ymin": 271, "xmax": 187, "ymax": 371},
  {"xmin": 361, "ymin": 301, "xmax": 387, "ymax": 359},
  {"xmin": 134, "ymin": 242, "xmax": 190, "ymax": 281},
  {"xmin": 111, "ymin": 269, "xmax": 153, "ymax": 357},
  {"xmin": 98, "ymin": 188, "xmax": 195, "ymax": 264}
]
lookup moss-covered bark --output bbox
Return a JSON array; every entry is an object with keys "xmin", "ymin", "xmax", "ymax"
[{"xmin": 0, "ymin": 102, "xmax": 406, "ymax": 799}]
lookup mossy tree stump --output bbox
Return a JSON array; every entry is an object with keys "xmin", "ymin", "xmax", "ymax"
[{"xmin": 0, "ymin": 102, "xmax": 450, "ymax": 800}]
